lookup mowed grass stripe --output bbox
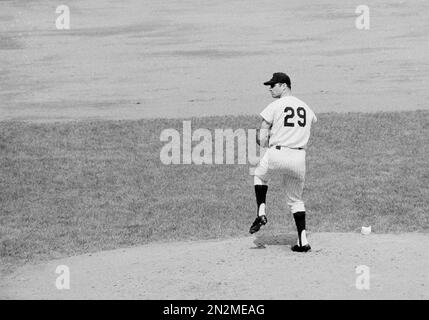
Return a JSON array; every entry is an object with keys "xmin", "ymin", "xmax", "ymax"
[{"xmin": 1, "ymin": 111, "xmax": 428, "ymax": 273}]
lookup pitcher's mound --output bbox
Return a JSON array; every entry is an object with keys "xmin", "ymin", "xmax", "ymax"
[{"xmin": 1, "ymin": 232, "xmax": 428, "ymax": 299}]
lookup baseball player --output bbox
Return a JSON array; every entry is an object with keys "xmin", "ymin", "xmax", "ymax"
[{"xmin": 249, "ymin": 72, "xmax": 317, "ymax": 253}]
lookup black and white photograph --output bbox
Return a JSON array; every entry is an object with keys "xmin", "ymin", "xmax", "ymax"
[{"xmin": 0, "ymin": 0, "xmax": 428, "ymax": 306}]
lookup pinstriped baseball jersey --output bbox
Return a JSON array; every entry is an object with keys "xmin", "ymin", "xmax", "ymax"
[
  {"xmin": 254, "ymin": 95, "xmax": 316, "ymax": 213},
  {"xmin": 260, "ymin": 95, "xmax": 317, "ymax": 149}
]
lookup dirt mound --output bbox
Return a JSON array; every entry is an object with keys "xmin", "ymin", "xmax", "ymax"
[{"xmin": 1, "ymin": 232, "xmax": 428, "ymax": 299}]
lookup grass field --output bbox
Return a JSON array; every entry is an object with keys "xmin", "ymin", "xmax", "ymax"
[{"xmin": 1, "ymin": 110, "xmax": 428, "ymax": 275}]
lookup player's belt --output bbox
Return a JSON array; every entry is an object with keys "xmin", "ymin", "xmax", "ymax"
[{"xmin": 275, "ymin": 146, "xmax": 304, "ymax": 150}]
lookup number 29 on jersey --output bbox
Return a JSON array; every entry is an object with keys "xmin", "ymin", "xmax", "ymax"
[{"xmin": 284, "ymin": 107, "xmax": 306, "ymax": 127}]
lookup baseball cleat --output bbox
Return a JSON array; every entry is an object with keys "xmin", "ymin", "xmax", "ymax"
[
  {"xmin": 291, "ymin": 244, "xmax": 311, "ymax": 253},
  {"xmin": 249, "ymin": 215, "xmax": 267, "ymax": 234}
]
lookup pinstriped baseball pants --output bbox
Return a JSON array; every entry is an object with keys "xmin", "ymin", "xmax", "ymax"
[{"xmin": 254, "ymin": 147, "xmax": 306, "ymax": 213}]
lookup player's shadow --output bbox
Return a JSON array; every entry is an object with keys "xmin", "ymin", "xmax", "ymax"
[{"xmin": 251, "ymin": 233, "xmax": 296, "ymax": 249}]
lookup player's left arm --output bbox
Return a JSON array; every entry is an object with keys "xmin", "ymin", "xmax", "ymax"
[{"xmin": 257, "ymin": 119, "xmax": 271, "ymax": 148}]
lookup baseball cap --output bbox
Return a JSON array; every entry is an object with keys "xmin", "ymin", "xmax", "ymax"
[{"xmin": 263, "ymin": 72, "xmax": 291, "ymax": 88}]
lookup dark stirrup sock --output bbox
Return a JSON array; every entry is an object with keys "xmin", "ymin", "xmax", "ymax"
[
  {"xmin": 293, "ymin": 211, "xmax": 306, "ymax": 246},
  {"xmin": 254, "ymin": 185, "xmax": 268, "ymax": 216}
]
